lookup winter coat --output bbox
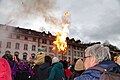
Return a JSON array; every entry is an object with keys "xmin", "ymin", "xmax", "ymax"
[
  {"xmin": 14, "ymin": 60, "xmax": 33, "ymax": 80},
  {"xmin": 69, "ymin": 70, "xmax": 84, "ymax": 80},
  {"xmin": 47, "ymin": 62, "xmax": 66, "ymax": 80},
  {"xmin": 0, "ymin": 58, "xmax": 12, "ymax": 80},
  {"xmin": 74, "ymin": 60, "xmax": 120, "ymax": 80},
  {"xmin": 64, "ymin": 69, "xmax": 72, "ymax": 79},
  {"xmin": 35, "ymin": 62, "xmax": 52, "ymax": 80}
]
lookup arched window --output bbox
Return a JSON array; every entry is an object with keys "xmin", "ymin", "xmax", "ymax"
[
  {"xmin": 31, "ymin": 53, "xmax": 35, "ymax": 59},
  {"xmin": 14, "ymin": 52, "xmax": 19, "ymax": 55},
  {"xmin": 23, "ymin": 52, "xmax": 28, "ymax": 60},
  {"xmin": 14, "ymin": 52, "xmax": 19, "ymax": 58},
  {"xmin": 5, "ymin": 51, "xmax": 11, "ymax": 54}
]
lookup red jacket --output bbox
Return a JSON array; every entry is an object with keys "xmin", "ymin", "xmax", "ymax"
[
  {"xmin": 64, "ymin": 69, "xmax": 72, "ymax": 78},
  {"xmin": 0, "ymin": 58, "xmax": 12, "ymax": 80}
]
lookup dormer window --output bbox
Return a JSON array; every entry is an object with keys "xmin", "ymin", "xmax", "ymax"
[
  {"xmin": 16, "ymin": 29, "xmax": 19, "ymax": 32},
  {"xmin": 43, "ymin": 33, "xmax": 45, "ymax": 36},
  {"xmin": 28, "ymin": 31, "xmax": 31, "ymax": 34}
]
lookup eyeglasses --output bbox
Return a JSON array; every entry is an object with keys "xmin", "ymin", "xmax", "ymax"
[
  {"xmin": 84, "ymin": 56, "xmax": 91, "ymax": 59},
  {"xmin": 83, "ymin": 56, "xmax": 91, "ymax": 62}
]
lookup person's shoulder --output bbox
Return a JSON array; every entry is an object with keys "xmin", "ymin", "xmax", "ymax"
[
  {"xmin": 0, "ymin": 58, "xmax": 8, "ymax": 64},
  {"xmin": 0, "ymin": 58, "xmax": 10, "ymax": 72},
  {"xmin": 0, "ymin": 58, "xmax": 6, "ymax": 61},
  {"xmin": 74, "ymin": 74, "xmax": 92, "ymax": 80},
  {"xmin": 75, "ymin": 68, "xmax": 101, "ymax": 80}
]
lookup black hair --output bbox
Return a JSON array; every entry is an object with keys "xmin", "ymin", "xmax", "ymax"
[{"xmin": 45, "ymin": 56, "xmax": 52, "ymax": 64}]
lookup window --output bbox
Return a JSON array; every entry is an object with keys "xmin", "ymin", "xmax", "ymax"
[
  {"xmin": 14, "ymin": 52, "xmax": 19, "ymax": 56},
  {"xmin": 16, "ymin": 29, "xmax": 19, "ymax": 32},
  {"xmin": 42, "ymin": 46, "xmax": 47, "ymax": 52},
  {"xmin": 6, "ymin": 42, "xmax": 11, "ymax": 48},
  {"xmin": 32, "ymin": 45, "xmax": 36, "ymax": 51},
  {"xmin": 42, "ymin": 33, "xmax": 45, "ymax": 36},
  {"xmin": 77, "ymin": 47, "xmax": 79, "ymax": 50},
  {"xmin": 25, "ymin": 37, "xmax": 28, "ymax": 40},
  {"xmin": 24, "ymin": 44, "xmax": 28, "ymax": 50},
  {"xmin": 42, "ymin": 39, "xmax": 47, "ymax": 44},
  {"xmin": 74, "ymin": 47, "xmax": 76, "ymax": 50},
  {"xmin": 28, "ymin": 31, "xmax": 31, "ymax": 34},
  {"xmin": 58, "ymin": 56, "xmax": 61, "ymax": 59},
  {"xmin": 8, "ymin": 34, "xmax": 12, "ymax": 38},
  {"xmin": 15, "ymin": 43, "xmax": 20, "ymax": 49},
  {"xmin": 81, "ymin": 52, "xmax": 83, "ymax": 57},
  {"xmin": 33, "ymin": 38, "xmax": 36, "ymax": 42},
  {"xmin": 23, "ymin": 52, "xmax": 27, "ymax": 60},
  {"xmin": 63, "ymin": 56, "xmax": 67, "ymax": 60},
  {"xmin": 16, "ymin": 35, "xmax": 20, "ymax": 39},
  {"xmin": 68, "ymin": 57, "xmax": 71, "ymax": 61},
  {"xmin": 68, "ymin": 45, "xmax": 71, "ymax": 49},
  {"xmin": 31, "ymin": 53, "xmax": 35, "ymax": 59},
  {"xmin": 49, "ymin": 47, "xmax": 53, "ymax": 53},
  {"xmin": 74, "ymin": 51, "xmax": 76, "ymax": 56},
  {"xmin": 0, "ymin": 41, "xmax": 2, "ymax": 48},
  {"xmin": 68, "ymin": 50, "xmax": 71, "ymax": 55},
  {"xmin": 49, "ymin": 40, "xmax": 53, "ymax": 45},
  {"xmin": 5, "ymin": 51, "xmax": 11, "ymax": 54},
  {"xmin": 78, "ymin": 52, "xmax": 80, "ymax": 57}
]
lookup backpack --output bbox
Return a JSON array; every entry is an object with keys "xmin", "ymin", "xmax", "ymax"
[{"xmin": 90, "ymin": 65, "xmax": 120, "ymax": 80}]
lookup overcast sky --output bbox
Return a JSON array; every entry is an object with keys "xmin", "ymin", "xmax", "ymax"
[{"xmin": 0, "ymin": 0, "xmax": 120, "ymax": 48}]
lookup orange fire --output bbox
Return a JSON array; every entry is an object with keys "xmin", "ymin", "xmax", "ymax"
[
  {"xmin": 53, "ymin": 32, "xmax": 67, "ymax": 54},
  {"xmin": 53, "ymin": 12, "xmax": 70, "ymax": 55}
]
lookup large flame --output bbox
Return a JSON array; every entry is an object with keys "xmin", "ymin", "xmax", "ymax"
[{"xmin": 53, "ymin": 12, "xmax": 70, "ymax": 55}]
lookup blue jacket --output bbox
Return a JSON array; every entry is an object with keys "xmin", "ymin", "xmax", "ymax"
[{"xmin": 74, "ymin": 60, "xmax": 120, "ymax": 80}]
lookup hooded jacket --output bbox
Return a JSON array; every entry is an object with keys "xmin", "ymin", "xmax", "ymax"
[
  {"xmin": 47, "ymin": 62, "xmax": 66, "ymax": 80},
  {"xmin": 35, "ymin": 62, "xmax": 52, "ymax": 80},
  {"xmin": 0, "ymin": 58, "xmax": 12, "ymax": 80},
  {"xmin": 74, "ymin": 60, "xmax": 120, "ymax": 80}
]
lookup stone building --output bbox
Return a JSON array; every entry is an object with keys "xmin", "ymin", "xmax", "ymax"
[{"xmin": 0, "ymin": 24, "xmax": 107, "ymax": 61}]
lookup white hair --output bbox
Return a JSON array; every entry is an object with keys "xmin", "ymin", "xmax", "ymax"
[
  {"xmin": 52, "ymin": 57, "xmax": 59, "ymax": 64},
  {"xmin": 85, "ymin": 44, "xmax": 111, "ymax": 63}
]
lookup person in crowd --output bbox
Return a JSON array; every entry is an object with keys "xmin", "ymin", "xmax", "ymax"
[
  {"xmin": 69, "ymin": 58, "xmax": 78, "ymax": 72},
  {"xmin": 2, "ymin": 53, "xmax": 13, "ymax": 69},
  {"xmin": 0, "ymin": 58, "xmax": 12, "ymax": 80},
  {"xmin": 35, "ymin": 56, "xmax": 52, "ymax": 80},
  {"xmin": 32, "ymin": 52, "xmax": 45, "ymax": 76},
  {"xmin": 14, "ymin": 60, "xmax": 34, "ymax": 80},
  {"xmin": 14, "ymin": 53, "xmax": 20, "ymax": 63},
  {"xmin": 2, "ymin": 53, "xmax": 16, "ymax": 80},
  {"xmin": 74, "ymin": 44, "xmax": 120, "ymax": 80},
  {"xmin": 116, "ymin": 56, "xmax": 120, "ymax": 65},
  {"xmin": 47, "ymin": 57, "xmax": 66, "ymax": 80},
  {"xmin": 28, "ymin": 53, "xmax": 36, "ymax": 68},
  {"xmin": 69, "ymin": 59, "xmax": 84, "ymax": 80},
  {"xmin": 62, "ymin": 60, "xmax": 72, "ymax": 79}
]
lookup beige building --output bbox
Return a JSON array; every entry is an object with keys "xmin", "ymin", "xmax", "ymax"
[{"xmin": 0, "ymin": 24, "xmax": 100, "ymax": 61}]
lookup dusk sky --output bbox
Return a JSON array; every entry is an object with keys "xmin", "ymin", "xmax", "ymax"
[{"xmin": 0, "ymin": 0, "xmax": 120, "ymax": 48}]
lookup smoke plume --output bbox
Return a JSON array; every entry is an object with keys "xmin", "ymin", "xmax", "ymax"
[
  {"xmin": 0, "ymin": 0, "xmax": 57, "ymax": 25},
  {"xmin": 21, "ymin": 0, "xmax": 56, "ymax": 16}
]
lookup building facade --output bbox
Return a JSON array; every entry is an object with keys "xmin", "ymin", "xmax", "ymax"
[{"xmin": 1, "ymin": 24, "xmax": 119, "ymax": 62}]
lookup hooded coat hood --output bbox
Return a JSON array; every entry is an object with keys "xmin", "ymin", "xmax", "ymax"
[
  {"xmin": 0, "ymin": 58, "xmax": 12, "ymax": 80},
  {"xmin": 48, "ymin": 62, "xmax": 66, "ymax": 80}
]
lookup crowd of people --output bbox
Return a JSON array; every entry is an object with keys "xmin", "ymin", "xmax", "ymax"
[{"xmin": 0, "ymin": 44, "xmax": 120, "ymax": 80}]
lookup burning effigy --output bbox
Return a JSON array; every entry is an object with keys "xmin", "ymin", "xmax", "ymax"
[{"xmin": 51, "ymin": 12, "xmax": 71, "ymax": 55}]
